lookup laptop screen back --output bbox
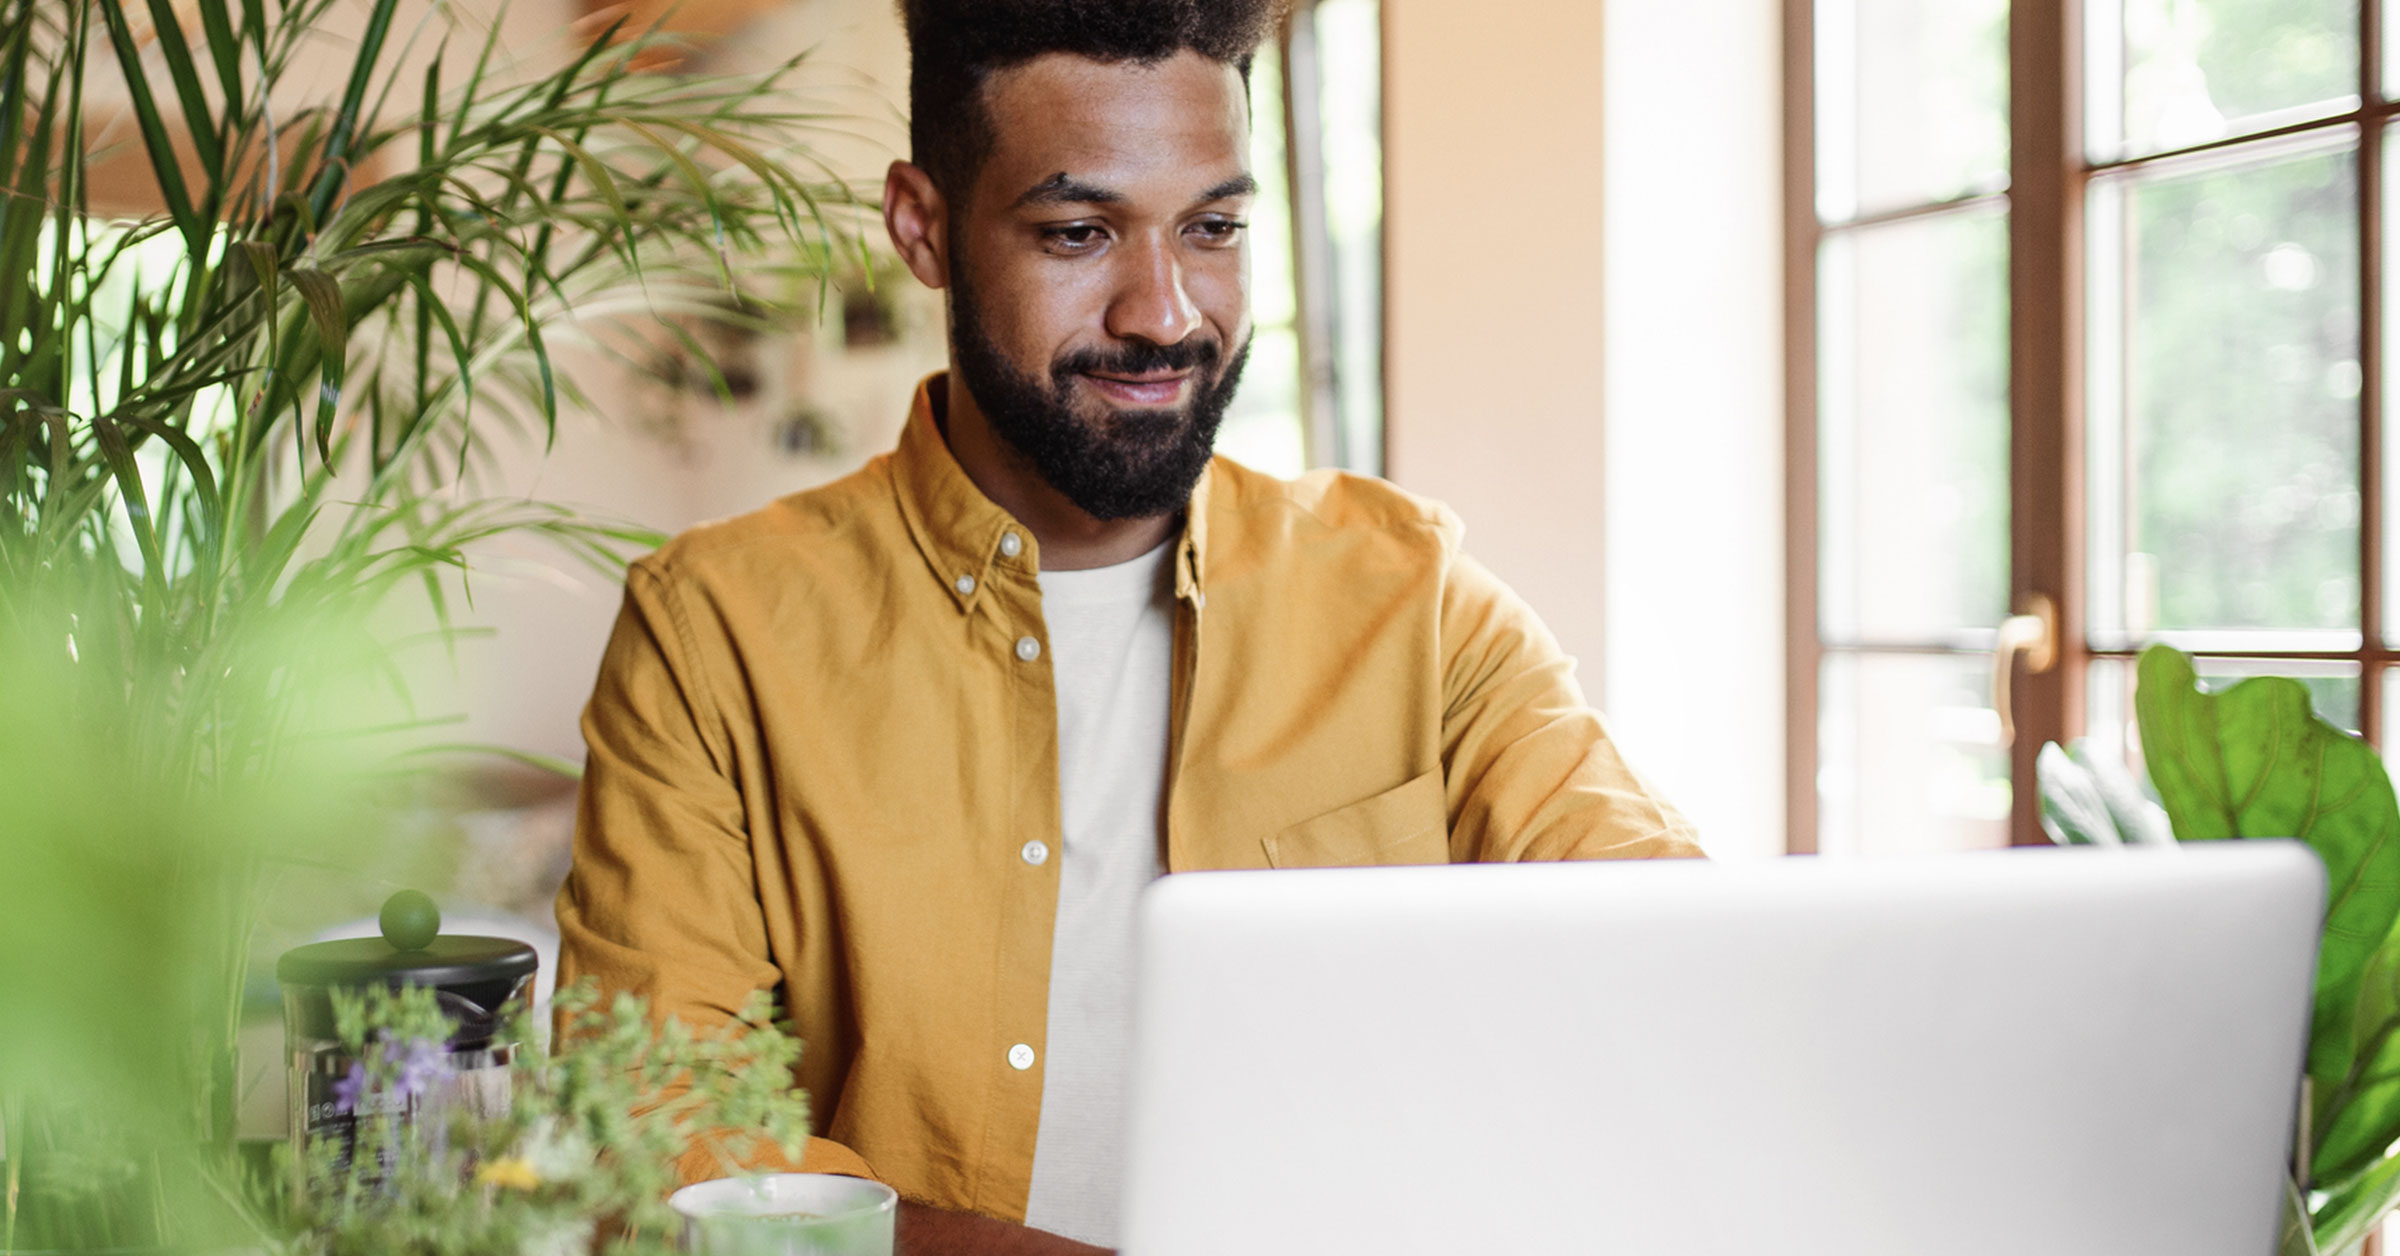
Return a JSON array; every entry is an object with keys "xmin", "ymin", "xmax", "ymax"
[{"xmin": 1120, "ymin": 845, "xmax": 2319, "ymax": 1256}]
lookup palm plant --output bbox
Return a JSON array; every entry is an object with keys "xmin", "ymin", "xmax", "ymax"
[{"xmin": 0, "ymin": 0, "xmax": 863, "ymax": 1242}]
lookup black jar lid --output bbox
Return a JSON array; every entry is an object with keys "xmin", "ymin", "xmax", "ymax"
[
  {"xmin": 276, "ymin": 933, "xmax": 538, "ymax": 990},
  {"xmin": 275, "ymin": 893, "xmax": 539, "ymax": 1045}
]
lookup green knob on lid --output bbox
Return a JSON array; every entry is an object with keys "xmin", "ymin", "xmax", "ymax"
[{"xmin": 379, "ymin": 890, "xmax": 441, "ymax": 952}]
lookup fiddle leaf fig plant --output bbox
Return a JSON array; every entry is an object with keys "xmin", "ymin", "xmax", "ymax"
[{"xmin": 2040, "ymin": 644, "xmax": 2400, "ymax": 1255}]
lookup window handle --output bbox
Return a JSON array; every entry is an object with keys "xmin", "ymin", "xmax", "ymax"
[{"xmin": 1992, "ymin": 593, "xmax": 2060, "ymax": 749}]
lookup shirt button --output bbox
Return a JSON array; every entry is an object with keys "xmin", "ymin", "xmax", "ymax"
[
  {"xmin": 1008, "ymin": 1043, "xmax": 1036, "ymax": 1071},
  {"xmin": 999, "ymin": 531, "xmax": 1024, "ymax": 558},
  {"xmin": 1021, "ymin": 839, "xmax": 1050, "ymax": 866},
  {"xmin": 1015, "ymin": 636, "xmax": 1041, "ymax": 662},
  {"xmin": 955, "ymin": 574, "xmax": 976, "ymax": 595}
]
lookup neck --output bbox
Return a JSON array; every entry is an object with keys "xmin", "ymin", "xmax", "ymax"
[{"xmin": 938, "ymin": 371, "xmax": 1180, "ymax": 572}]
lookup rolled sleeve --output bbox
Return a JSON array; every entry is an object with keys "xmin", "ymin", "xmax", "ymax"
[{"xmin": 1437, "ymin": 549, "xmax": 1704, "ymax": 863}]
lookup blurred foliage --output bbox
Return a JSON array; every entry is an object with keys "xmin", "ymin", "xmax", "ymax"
[
  {"xmin": 2169, "ymin": 0, "xmax": 2355, "ymax": 124},
  {"xmin": 1, "ymin": 0, "xmax": 866, "ymax": 1244},
  {"xmin": 2129, "ymin": 145, "xmax": 2359, "ymax": 633}
]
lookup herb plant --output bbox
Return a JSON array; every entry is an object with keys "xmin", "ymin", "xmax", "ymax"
[{"xmin": 287, "ymin": 981, "xmax": 811, "ymax": 1255}]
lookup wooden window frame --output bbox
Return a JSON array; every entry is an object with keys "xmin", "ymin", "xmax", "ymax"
[{"xmin": 1788, "ymin": 0, "xmax": 2397, "ymax": 853}]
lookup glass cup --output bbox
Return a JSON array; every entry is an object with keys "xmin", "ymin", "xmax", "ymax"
[{"xmin": 669, "ymin": 1173, "xmax": 899, "ymax": 1256}]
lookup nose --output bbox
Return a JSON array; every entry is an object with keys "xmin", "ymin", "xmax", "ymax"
[{"xmin": 1104, "ymin": 234, "xmax": 1203, "ymax": 348}]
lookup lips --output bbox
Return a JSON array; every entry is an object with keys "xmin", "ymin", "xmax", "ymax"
[{"xmin": 1080, "ymin": 371, "xmax": 1192, "ymax": 407}]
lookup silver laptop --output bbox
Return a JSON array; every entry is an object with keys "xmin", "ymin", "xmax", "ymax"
[{"xmin": 1120, "ymin": 844, "xmax": 2321, "ymax": 1256}]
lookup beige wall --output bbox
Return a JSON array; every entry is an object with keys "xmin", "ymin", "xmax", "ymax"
[
  {"xmin": 1385, "ymin": 0, "xmax": 1786, "ymax": 856},
  {"xmin": 1383, "ymin": 0, "xmax": 1613, "ymax": 681}
]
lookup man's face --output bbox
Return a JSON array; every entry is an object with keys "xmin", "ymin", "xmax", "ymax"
[{"xmin": 947, "ymin": 50, "xmax": 1256, "ymax": 521}]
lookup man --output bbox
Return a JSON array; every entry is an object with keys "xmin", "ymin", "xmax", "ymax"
[{"xmin": 555, "ymin": 1, "xmax": 1701, "ymax": 1252}]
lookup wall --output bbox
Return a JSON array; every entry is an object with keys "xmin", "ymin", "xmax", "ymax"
[
  {"xmin": 1384, "ymin": 0, "xmax": 1787, "ymax": 858},
  {"xmin": 1382, "ymin": 0, "xmax": 1612, "ymax": 682},
  {"xmin": 1599, "ymin": 0, "xmax": 1787, "ymax": 859}
]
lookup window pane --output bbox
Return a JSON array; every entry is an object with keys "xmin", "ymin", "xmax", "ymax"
[
  {"xmin": 2087, "ymin": 141, "xmax": 2360, "ymax": 643},
  {"xmin": 1219, "ymin": 326, "xmax": 1306, "ymax": 477},
  {"xmin": 1316, "ymin": 0, "xmax": 1384, "ymax": 476},
  {"xmin": 1814, "ymin": 0, "xmax": 2009, "ymax": 221},
  {"xmin": 2389, "ymin": 0, "xmax": 2400, "ymax": 100},
  {"xmin": 2084, "ymin": 656, "xmax": 2140, "ymax": 773},
  {"xmin": 1819, "ymin": 211, "xmax": 2011, "ymax": 645},
  {"xmin": 1221, "ymin": 34, "xmax": 1303, "ymax": 478},
  {"xmin": 2386, "ymin": 668, "xmax": 2400, "ymax": 757},
  {"xmin": 2089, "ymin": 0, "xmax": 2358, "ymax": 160},
  {"xmin": 2386, "ymin": 126, "xmax": 2400, "ymax": 640},
  {"xmin": 1249, "ymin": 41, "xmax": 1299, "ymax": 330},
  {"xmin": 1819, "ymin": 652, "xmax": 2011, "ymax": 855}
]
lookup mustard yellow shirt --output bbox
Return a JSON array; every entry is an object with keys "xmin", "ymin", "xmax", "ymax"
[{"xmin": 555, "ymin": 375, "xmax": 1700, "ymax": 1215}]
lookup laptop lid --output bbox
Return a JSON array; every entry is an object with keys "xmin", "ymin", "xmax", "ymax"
[{"xmin": 1120, "ymin": 844, "xmax": 2321, "ymax": 1256}]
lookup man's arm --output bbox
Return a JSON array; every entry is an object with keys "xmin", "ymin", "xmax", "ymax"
[
  {"xmin": 897, "ymin": 1202, "xmax": 1112, "ymax": 1256},
  {"xmin": 1436, "ymin": 548, "xmax": 1704, "ymax": 862},
  {"xmin": 556, "ymin": 563, "xmax": 873, "ymax": 1178}
]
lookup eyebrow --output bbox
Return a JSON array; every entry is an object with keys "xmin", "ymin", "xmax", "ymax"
[
  {"xmin": 1014, "ymin": 173, "xmax": 1126, "ymax": 208},
  {"xmin": 1196, "ymin": 174, "xmax": 1258, "ymax": 205},
  {"xmin": 1010, "ymin": 171, "xmax": 1261, "ymax": 210}
]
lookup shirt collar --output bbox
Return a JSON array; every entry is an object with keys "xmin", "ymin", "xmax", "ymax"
[
  {"xmin": 1176, "ymin": 457, "xmax": 1210, "ymax": 606},
  {"xmin": 891, "ymin": 372, "xmax": 1213, "ymax": 614}
]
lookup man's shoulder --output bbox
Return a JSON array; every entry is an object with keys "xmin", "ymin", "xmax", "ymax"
[
  {"xmin": 631, "ymin": 454, "xmax": 902, "ymax": 588},
  {"xmin": 1206, "ymin": 456, "xmax": 1465, "ymax": 553}
]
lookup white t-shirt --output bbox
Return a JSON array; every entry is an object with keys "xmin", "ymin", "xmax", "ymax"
[{"xmin": 1021, "ymin": 539, "xmax": 1177, "ymax": 1248}]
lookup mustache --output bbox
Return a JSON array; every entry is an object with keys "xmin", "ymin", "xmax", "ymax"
[{"xmin": 1052, "ymin": 337, "xmax": 1223, "ymax": 381}]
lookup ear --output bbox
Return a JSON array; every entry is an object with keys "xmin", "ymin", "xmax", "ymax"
[{"xmin": 883, "ymin": 160, "xmax": 952, "ymax": 291}]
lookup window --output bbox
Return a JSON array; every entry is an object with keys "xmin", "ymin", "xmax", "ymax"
[
  {"xmin": 1218, "ymin": 0, "xmax": 1385, "ymax": 477},
  {"xmin": 1790, "ymin": 0, "xmax": 2383, "ymax": 853}
]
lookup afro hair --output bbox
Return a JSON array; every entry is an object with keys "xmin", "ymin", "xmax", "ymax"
[{"xmin": 899, "ymin": 0, "xmax": 1286, "ymax": 199}]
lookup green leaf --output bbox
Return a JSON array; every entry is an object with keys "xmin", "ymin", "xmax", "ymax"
[
  {"xmin": 397, "ymin": 742, "xmax": 583, "ymax": 780},
  {"xmin": 195, "ymin": 0, "xmax": 244, "ymax": 111},
  {"xmin": 286, "ymin": 267, "xmax": 347, "ymax": 463},
  {"xmin": 141, "ymin": 0, "xmax": 224, "ymax": 183},
  {"xmin": 2285, "ymin": 1174, "xmax": 2324, "ymax": 1256},
  {"xmin": 234, "ymin": 239, "xmax": 280, "ymax": 442},
  {"xmin": 303, "ymin": 0, "xmax": 398, "ymax": 225},
  {"xmin": 2036, "ymin": 741, "xmax": 2122, "ymax": 845},
  {"xmin": 2135, "ymin": 644, "xmax": 2400, "ymax": 1166},
  {"xmin": 2319, "ymin": 931, "xmax": 2400, "ymax": 1183},
  {"xmin": 95, "ymin": 0, "xmax": 204, "ymax": 252},
  {"xmin": 450, "ymin": 253, "xmax": 556, "ymax": 446},
  {"xmin": 2314, "ymin": 1149, "xmax": 2400, "ymax": 1254},
  {"xmin": 87, "ymin": 414, "xmax": 165, "ymax": 593},
  {"xmin": 2080, "ymin": 737, "xmax": 2173, "ymax": 844}
]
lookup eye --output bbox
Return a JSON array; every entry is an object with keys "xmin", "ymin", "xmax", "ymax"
[
  {"xmin": 1188, "ymin": 218, "xmax": 1248, "ymax": 247},
  {"xmin": 1040, "ymin": 223, "xmax": 1109, "ymax": 255}
]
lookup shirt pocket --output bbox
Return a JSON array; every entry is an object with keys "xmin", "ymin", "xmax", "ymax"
[{"xmin": 1262, "ymin": 769, "xmax": 1450, "ymax": 869}]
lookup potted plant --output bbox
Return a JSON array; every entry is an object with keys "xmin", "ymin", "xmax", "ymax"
[
  {"xmin": 0, "ymin": 0, "xmax": 861, "ymax": 1244},
  {"xmin": 2042, "ymin": 645, "xmax": 2400, "ymax": 1255}
]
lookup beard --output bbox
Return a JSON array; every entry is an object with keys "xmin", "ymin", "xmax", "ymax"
[{"xmin": 948, "ymin": 260, "xmax": 1251, "ymax": 522}]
